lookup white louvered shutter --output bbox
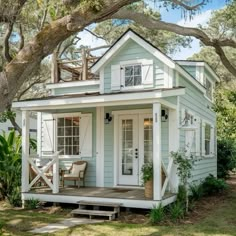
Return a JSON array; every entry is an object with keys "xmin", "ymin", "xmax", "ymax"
[
  {"xmin": 42, "ymin": 113, "xmax": 55, "ymax": 154},
  {"xmin": 195, "ymin": 116, "xmax": 201, "ymax": 157},
  {"xmin": 210, "ymin": 125, "xmax": 215, "ymax": 156},
  {"xmin": 80, "ymin": 114, "xmax": 92, "ymax": 157},
  {"xmin": 142, "ymin": 59, "xmax": 153, "ymax": 85},
  {"xmin": 111, "ymin": 65, "xmax": 121, "ymax": 91}
]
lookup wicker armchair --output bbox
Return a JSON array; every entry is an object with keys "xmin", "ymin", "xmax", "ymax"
[{"xmin": 61, "ymin": 161, "xmax": 87, "ymax": 188}]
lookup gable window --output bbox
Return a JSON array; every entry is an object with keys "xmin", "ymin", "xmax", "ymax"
[
  {"xmin": 124, "ymin": 64, "xmax": 142, "ymax": 87},
  {"xmin": 57, "ymin": 116, "xmax": 80, "ymax": 155}
]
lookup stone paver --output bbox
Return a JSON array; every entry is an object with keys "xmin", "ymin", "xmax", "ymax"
[{"xmin": 29, "ymin": 217, "xmax": 104, "ymax": 234}]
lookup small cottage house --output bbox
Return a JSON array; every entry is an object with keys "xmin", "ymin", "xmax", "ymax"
[{"xmin": 13, "ymin": 29, "xmax": 219, "ymax": 209}]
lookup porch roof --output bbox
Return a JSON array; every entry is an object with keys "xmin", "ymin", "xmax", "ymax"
[{"xmin": 12, "ymin": 87, "xmax": 185, "ymax": 111}]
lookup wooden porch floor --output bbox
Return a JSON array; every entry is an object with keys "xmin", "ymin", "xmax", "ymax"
[{"xmin": 29, "ymin": 186, "xmax": 174, "ymax": 201}]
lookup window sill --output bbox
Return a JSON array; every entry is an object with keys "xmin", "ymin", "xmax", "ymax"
[{"xmin": 59, "ymin": 155, "xmax": 81, "ymax": 159}]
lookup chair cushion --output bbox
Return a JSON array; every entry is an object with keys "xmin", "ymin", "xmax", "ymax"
[
  {"xmin": 71, "ymin": 163, "xmax": 86, "ymax": 178},
  {"xmin": 63, "ymin": 174, "xmax": 78, "ymax": 178}
]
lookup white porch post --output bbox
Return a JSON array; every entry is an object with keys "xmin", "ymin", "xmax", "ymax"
[
  {"xmin": 169, "ymin": 108, "xmax": 179, "ymax": 192},
  {"xmin": 52, "ymin": 154, "xmax": 59, "ymax": 194},
  {"xmin": 22, "ymin": 110, "xmax": 30, "ymax": 193},
  {"xmin": 153, "ymin": 103, "xmax": 162, "ymax": 201},
  {"xmin": 96, "ymin": 106, "xmax": 104, "ymax": 187},
  {"xmin": 37, "ymin": 112, "xmax": 42, "ymax": 156}
]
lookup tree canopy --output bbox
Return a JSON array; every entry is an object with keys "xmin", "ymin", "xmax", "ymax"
[{"xmin": 0, "ymin": 0, "xmax": 235, "ymax": 112}]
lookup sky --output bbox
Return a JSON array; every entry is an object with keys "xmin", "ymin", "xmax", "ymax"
[{"xmin": 77, "ymin": 0, "xmax": 227, "ymax": 59}]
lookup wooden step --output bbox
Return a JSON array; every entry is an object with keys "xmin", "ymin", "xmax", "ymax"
[
  {"xmin": 77, "ymin": 200, "xmax": 122, "ymax": 208},
  {"xmin": 71, "ymin": 209, "xmax": 116, "ymax": 221}
]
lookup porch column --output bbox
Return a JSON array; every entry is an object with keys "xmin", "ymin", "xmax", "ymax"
[
  {"xmin": 168, "ymin": 108, "xmax": 179, "ymax": 192},
  {"xmin": 153, "ymin": 103, "xmax": 162, "ymax": 201},
  {"xmin": 22, "ymin": 110, "xmax": 30, "ymax": 193},
  {"xmin": 96, "ymin": 107, "xmax": 104, "ymax": 187}
]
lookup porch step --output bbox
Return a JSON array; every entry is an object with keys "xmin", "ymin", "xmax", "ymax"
[
  {"xmin": 71, "ymin": 209, "xmax": 116, "ymax": 221},
  {"xmin": 71, "ymin": 201, "xmax": 122, "ymax": 221}
]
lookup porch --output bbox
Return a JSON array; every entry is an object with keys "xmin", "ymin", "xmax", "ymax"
[
  {"xmin": 13, "ymin": 88, "xmax": 185, "ymax": 208},
  {"xmin": 24, "ymin": 186, "xmax": 176, "ymax": 209}
]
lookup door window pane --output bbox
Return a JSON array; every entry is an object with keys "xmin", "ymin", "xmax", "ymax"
[
  {"xmin": 121, "ymin": 119, "xmax": 133, "ymax": 175},
  {"xmin": 144, "ymin": 118, "xmax": 153, "ymax": 163}
]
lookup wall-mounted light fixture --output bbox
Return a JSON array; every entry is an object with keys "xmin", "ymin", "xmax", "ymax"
[
  {"xmin": 161, "ymin": 109, "xmax": 168, "ymax": 122},
  {"xmin": 105, "ymin": 113, "xmax": 112, "ymax": 124}
]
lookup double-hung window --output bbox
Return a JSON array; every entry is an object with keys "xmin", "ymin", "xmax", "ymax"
[
  {"xmin": 202, "ymin": 121, "xmax": 214, "ymax": 157},
  {"xmin": 41, "ymin": 112, "xmax": 92, "ymax": 158},
  {"xmin": 124, "ymin": 64, "xmax": 142, "ymax": 87},
  {"xmin": 57, "ymin": 116, "xmax": 80, "ymax": 155}
]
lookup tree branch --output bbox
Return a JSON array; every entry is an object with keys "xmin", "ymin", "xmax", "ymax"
[
  {"xmin": 113, "ymin": 8, "xmax": 236, "ymax": 77},
  {"xmin": 0, "ymin": 0, "xmax": 136, "ymax": 111},
  {"xmin": 170, "ymin": 0, "xmax": 206, "ymax": 11},
  {"xmin": 84, "ymin": 28, "xmax": 106, "ymax": 40},
  {"xmin": 3, "ymin": 22, "xmax": 14, "ymax": 62},
  {"xmin": 18, "ymin": 24, "xmax": 24, "ymax": 51}
]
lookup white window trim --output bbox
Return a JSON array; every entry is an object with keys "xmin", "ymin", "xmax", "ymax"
[
  {"xmin": 204, "ymin": 76, "xmax": 214, "ymax": 102},
  {"xmin": 202, "ymin": 119, "xmax": 215, "ymax": 158},
  {"xmin": 53, "ymin": 112, "xmax": 82, "ymax": 158}
]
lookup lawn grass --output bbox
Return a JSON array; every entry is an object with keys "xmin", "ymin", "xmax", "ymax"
[{"xmin": 1, "ymin": 182, "xmax": 236, "ymax": 236}]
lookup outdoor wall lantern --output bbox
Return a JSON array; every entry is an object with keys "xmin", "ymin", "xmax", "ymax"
[{"xmin": 105, "ymin": 113, "xmax": 112, "ymax": 124}]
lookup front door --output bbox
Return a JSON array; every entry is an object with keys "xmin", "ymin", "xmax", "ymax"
[{"xmin": 118, "ymin": 113, "xmax": 153, "ymax": 186}]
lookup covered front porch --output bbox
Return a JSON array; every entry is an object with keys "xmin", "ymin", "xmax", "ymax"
[{"xmin": 13, "ymin": 88, "xmax": 184, "ymax": 208}]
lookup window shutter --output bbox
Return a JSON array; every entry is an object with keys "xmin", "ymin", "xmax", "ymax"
[
  {"xmin": 42, "ymin": 113, "xmax": 55, "ymax": 154},
  {"xmin": 210, "ymin": 125, "xmax": 214, "ymax": 155},
  {"xmin": 195, "ymin": 117, "xmax": 201, "ymax": 156},
  {"xmin": 201, "ymin": 121, "xmax": 206, "ymax": 156},
  {"xmin": 142, "ymin": 59, "xmax": 153, "ymax": 85},
  {"xmin": 80, "ymin": 114, "xmax": 92, "ymax": 157},
  {"xmin": 111, "ymin": 65, "xmax": 121, "ymax": 91}
]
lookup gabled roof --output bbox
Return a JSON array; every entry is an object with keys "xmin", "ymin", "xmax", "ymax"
[
  {"xmin": 91, "ymin": 28, "xmax": 175, "ymax": 72},
  {"xmin": 91, "ymin": 29, "xmax": 205, "ymax": 93}
]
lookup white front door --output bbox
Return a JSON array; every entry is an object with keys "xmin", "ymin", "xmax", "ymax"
[{"xmin": 118, "ymin": 113, "xmax": 153, "ymax": 186}]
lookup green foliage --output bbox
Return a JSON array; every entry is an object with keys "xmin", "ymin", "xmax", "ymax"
[
  {"xmin": 25, "ymin": 198, "xmax": 40, "ymax": 209},
  {"xmin": 168, "ymin": 201, "xmax": 185, "ymax": 222},
  {"xmin": 171, "ymin": 151, "xmax": 193, "ymax": 185},
  {"xmin": 94, "ymin": 2, "xmax": 191, "ymax": 55},
  {"xmin": 176, "ymin": 185, "xmax": 187, "ymax": 205},
  {"xmin": 0, "ymin": 130, "xmax": 22, "ymax": 206},
  {"xmin": 189, "ymin": 183, "xmax": 204, "ymax": 201},
  {"xmin": 0, "ymin": 110, "xmax": 16, "ymax": 123},
  {"xmin": 217, "ymin": 138, "xmax": 236, "ymax": 179},
  {"xmin": 202, "ymin": 175, "xmax": 228, "ymax": 196},
  {"xmin": 141, "ymin": 162, "xmax": 153, "ymax": 184},
  {"xmin": 149, "ymin": 204, "xmax": 165, "ymax": 224}
]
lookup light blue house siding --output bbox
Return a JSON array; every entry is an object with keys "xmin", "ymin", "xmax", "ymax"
[
  {"xmin": 178, "ymin": 75, "xmax": 217, "ymax": 182},
  {"xmin": 53, "ymin": 84, "xmax": 99, "ymax": 96},
  {"xmin": 180, "ymin": 65, "xmax": 196, "ymax": 79},
  {"xmin": 103, "ymin": 39, "xmax": 165, "ymax": 93}
]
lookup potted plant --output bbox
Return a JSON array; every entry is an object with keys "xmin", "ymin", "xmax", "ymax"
[{"xmin": 141, "ymin": 162, "xmax": 153, "ymax": 198}]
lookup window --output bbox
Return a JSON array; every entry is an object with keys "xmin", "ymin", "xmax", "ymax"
[
  {"xmin": 124, "ymin": 64, "xmax": 142, "ymax": 87},
  {"xmin": 57, "ymin": 116, "xmax": 80, "ymax": 155},
  {"xmin": 204, "ymin": 124, "xmax": 211, "ymax": 155},
  {"xmin": 202, "ymin": 121, "xmax": 214, "ymax": 157},
  {"xmin": 205, "ymin": 78, "xmax": 213, "ymax": 100}
]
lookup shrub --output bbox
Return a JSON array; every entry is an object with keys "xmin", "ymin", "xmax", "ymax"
[
  {"xmin": 149, "ymin": 204, "xmax": 165, "ymax": 223},
  {"xmin": 169, "ymin": 201, "xmax": 185, "ymax": 222},
  {"xmin": 176, "ymin": 185, "xmax": 187, "ymax": 207},
  {"xmin": 25, "ymin": 198, "xmax": 40, "ymax": 209},
  {"xmin": 217, "ymin": 139, "xmax": 236, "ymax": 179},
  {"xmin": 202, "ymin": 175, "xmax": 228, "ymax": 196},
  {"xmin": 189, "ymin": 183, "xmax": 204, "ymax": 201},
  {"xmin": 0, "ymin": 130, "xmax": 22, "ymax": 207}
]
